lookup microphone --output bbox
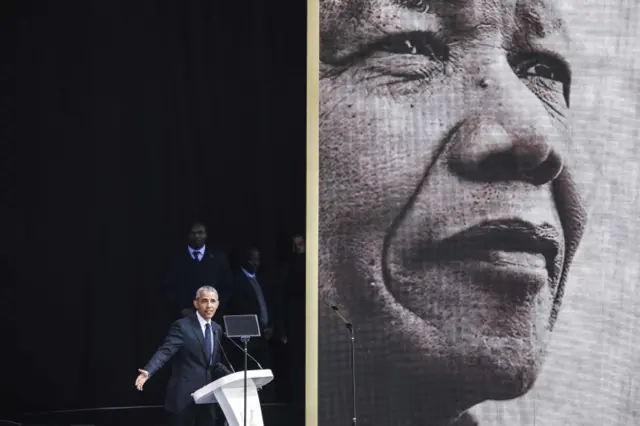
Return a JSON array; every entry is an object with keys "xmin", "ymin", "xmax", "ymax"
[
  {"xmin": 224, "ymin": 333, "xmax": 264, "ymax": 369},
  {"xmin": 216, "ymin": 332, "xmax": 235, "ymax": 373},
  {"xmin": 327, "ymin": 302, "xmax": 353, "ymax": 330}
]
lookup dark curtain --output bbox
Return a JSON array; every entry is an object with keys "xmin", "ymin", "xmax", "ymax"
[{"xmin": 0, "ymin": 0, "xmax": 306, "ymax": 416}]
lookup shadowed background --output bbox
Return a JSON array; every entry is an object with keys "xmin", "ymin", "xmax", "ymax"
[{"xmin": 0, "ymin": 0, "xmax": 306, "ymax": 419}]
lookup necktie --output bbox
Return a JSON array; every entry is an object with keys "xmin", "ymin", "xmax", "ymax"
[
  {"xmin": 193, "ymin": 251, "xmax": 200, "ymax": 261},
  {"xmin": 204, "ymin": 323, "xmax": 213, "ymax": 364}
]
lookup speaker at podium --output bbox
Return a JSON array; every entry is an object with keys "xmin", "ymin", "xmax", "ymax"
[{"xmin": 191, "ymin": 314, "xmax": 273, "ymax": 426}]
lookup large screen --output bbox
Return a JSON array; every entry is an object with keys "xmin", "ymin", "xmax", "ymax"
[{"xmin": 315, "ymin": 1, "xmax": 640, "ymax": 424}]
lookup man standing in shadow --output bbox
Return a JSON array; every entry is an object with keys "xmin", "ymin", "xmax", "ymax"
[
  {"xmin": 225, "ymin": 246, "xmax": 277, "ymax": 402},
  {"xmin": 165, "ymin": 221, "xmax": 232, "ymax": 320},
  {"xmin": 274, "ymin": 233, "xmax": 305, "ymax": 423}
]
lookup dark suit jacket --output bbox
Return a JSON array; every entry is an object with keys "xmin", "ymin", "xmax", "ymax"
[
  {"xmin": 274, "ymin": 253, "xmax": 305, "ymax": 340},
  {"xmin": 164, "ymin": 246, "xmax": 232, "ymax": 317},
  {"xmin": 143, "ymin": 314, "xmax": 231, "ymax": 414},
  {"xmin": 225, "ymin": 270, "xmax": 274, "ymax": 332}
]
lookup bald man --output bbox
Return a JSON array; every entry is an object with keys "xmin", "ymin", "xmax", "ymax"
[{"xmin": 318, "ymin": 0, "xmax": 587, "ymax": 425}]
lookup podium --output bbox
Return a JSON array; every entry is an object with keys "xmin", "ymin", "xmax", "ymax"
[{"xmin": 191, "ymin": 369, "xmax": 274, "ymax": 426}]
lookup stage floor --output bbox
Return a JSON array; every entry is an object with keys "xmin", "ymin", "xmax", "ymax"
[{"xmin": 13, "ymin": 403, "xmax": 293, "ymax": 426}]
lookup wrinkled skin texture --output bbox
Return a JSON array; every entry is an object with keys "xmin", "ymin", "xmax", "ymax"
[{"xmin": 318, "ymin": 0, "xmax": 587, "ymax": 424}]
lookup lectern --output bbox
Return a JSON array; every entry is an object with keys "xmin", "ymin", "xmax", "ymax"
[{"xmin": 191, "ymin": 369, "xmax": 274, "ymax": 426}]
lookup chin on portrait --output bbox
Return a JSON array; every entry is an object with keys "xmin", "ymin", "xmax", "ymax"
[{"xmin": 321, "ymin": 183, "xmax": 583, "ymax": 419}]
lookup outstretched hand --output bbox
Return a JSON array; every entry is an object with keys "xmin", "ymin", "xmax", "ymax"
[{"xmin": 135, "ymin": 369, "xmax": 149, "ymax": 391}]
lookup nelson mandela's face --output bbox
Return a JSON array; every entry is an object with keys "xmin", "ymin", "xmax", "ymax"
[{"xmin": 319, "ymin": 0, "xmax": 586, "ymax": 403}]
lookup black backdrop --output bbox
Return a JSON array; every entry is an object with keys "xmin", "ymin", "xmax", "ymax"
[{"xmin": 0, "ymin": 0, "xmax": 306, "ymax": 416}]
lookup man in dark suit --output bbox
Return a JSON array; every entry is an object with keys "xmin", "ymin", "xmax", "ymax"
[
  {"xmin": 135, "ymin": 286, "xmax": 232, "ymax": 426},
  {"xmin": 225, "ymin": 247, "xmax": 277, "ymax": 401},
  {"xmin": 165, "ymin": 222, "xmax": 232, "ymax": 319},
  {"xmin": 274, "ymin": 233, "xmax": 305, "ymax": 419}
]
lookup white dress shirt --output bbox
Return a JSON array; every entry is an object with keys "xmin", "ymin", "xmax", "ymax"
[
  {"xmin": 195, "ymin": 310, "xmax": 213, "ymax": 337},
  {"xmin": 188, "ymin": 244, "xmax": 206, "ymax": 262}
]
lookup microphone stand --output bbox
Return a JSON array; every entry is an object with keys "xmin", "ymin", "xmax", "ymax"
[
  {"xmin": 241, "ymin": 335, "xmax": 249, "ymax": 426},
  {"xmin": 225, "ymin": 333, "xmax": 263, "ymax": 369},
  {"xmin": 330, "ymin": 305, "xmax": 356, "ymax": 426}
]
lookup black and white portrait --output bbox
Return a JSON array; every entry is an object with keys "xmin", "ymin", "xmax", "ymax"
[{"xmin": 316, "ymin": 0, "xmax": 640, "ymax": 424}]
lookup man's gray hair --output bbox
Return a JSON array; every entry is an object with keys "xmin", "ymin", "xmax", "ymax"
[{"xmin": 195, "ymin": 286, "xmax": 218, "ymax": 300}]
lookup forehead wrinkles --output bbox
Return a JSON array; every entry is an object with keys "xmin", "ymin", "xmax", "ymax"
[
  {"xmin": 319, "ymin": 0, "xmax": 566, "ymax": 62},
  {"xmin": 319, "ymin": 0, "xmax": 533, "ymax": 61},
  {"xmin": 321, "ymin": 0, "xmax": 442, "ymax": 61}
]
